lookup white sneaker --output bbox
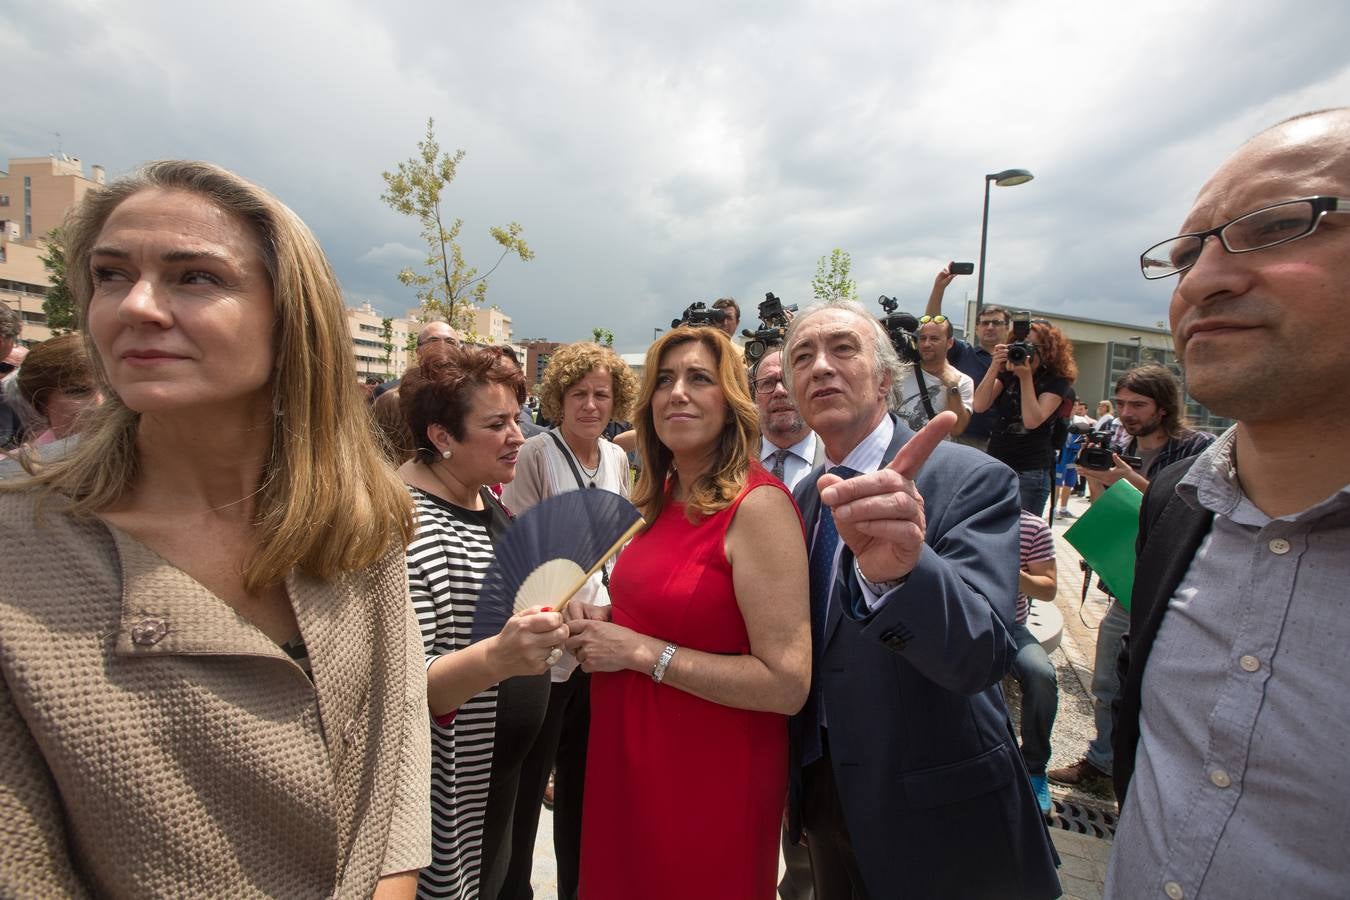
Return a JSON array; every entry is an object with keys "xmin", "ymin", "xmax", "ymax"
[{"xmin": 1056, "ymin": 508, "xmax": 1076, "ymax": 519}]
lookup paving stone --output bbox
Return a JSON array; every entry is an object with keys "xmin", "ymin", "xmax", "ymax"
[{"xmin": 1060, "ymin": 872, "xmax": 1104, "ymax": 900}]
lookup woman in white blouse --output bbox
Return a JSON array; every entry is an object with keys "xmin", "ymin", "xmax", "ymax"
[{"xmin": 498, "ymin": 341, "xmax": 638, "ymax": 900}]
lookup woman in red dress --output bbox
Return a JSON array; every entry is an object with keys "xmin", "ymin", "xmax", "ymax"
[{"xmin": 565, "ymin": 327, "xmax": 811, "ymax": 899}]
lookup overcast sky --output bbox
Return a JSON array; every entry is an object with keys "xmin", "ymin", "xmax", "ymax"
[{"xmin": 7, "ymin": 0, "xmax": 1348, "ymax": 350}]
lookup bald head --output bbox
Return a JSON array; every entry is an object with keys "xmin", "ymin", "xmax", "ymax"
[
  {"xmin": 1166, "ymin": 107, "xmax": 1350, "ymax": 425},
  {"xmin": 416, "ymin": 321, "xmax": 461, "ymax": 360}
]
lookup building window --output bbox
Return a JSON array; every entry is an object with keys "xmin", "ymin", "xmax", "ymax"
[{"xmin": 0, "ymin": 195, "xmax": 8, "ymax": 207}]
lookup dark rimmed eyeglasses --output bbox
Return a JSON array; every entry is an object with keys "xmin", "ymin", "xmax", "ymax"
[
  {"xmin": 976, "ymin": 317, "xmax": 1010, "ymax": 328},
  {"xmin": 1140, "ymin": 196, "xmax": 1350, "ymax": 280},
  {"xmin": 752, "ymin": 374, "xmax": 785, "ymax": 395}
]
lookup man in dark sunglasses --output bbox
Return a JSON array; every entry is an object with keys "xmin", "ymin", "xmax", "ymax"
[
  {"xmin": 924, "ymin": 264, "xmax": 1011, "ymax": 451},
  {"xmin": 1107, "ymin": 108, "xmax": 1350, "ymax": 899}
]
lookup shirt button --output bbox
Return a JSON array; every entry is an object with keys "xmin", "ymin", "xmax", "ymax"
[
  {"xmin": 1268, "ymin": 538, "xmax": 1290, "ymax": 554},
  {"xmin": 1239, "ymin": 655, "xmax": 1260, "ymax": 672},
  {"xmin": 130, "ymin": 616, "xmax": 170, "ymax": 645},
  {"xmin": 1164, "ymin": 882, "xmax": 1184, "ymax": 900},
  {"xmin": 1210, "ymin": 769, "xmax": 1232, "ymax": 788}
]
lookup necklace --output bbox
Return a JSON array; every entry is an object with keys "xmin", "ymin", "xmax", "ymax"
[{"xmin": 559, "ymin": 430, "xmax": 601, "ymax": 482}]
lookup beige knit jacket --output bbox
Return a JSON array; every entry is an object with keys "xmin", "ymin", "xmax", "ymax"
[{"xmin": 0, "ymin": 489, "xmax": 432, "ymax": 898}]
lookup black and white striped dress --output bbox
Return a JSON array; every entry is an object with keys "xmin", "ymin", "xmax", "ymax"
[{"xmin": 407, "ymin": 486, "xmax": 548, "ymax": 900}]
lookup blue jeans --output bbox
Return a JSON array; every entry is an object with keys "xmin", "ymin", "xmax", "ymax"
[
  {"xmin": 1086, "ymin": 597, "xmax": 1130, "ymax": 773},
  {"xmin": 1017, "ymin": 467, "xmax": 1053, "ymax": 517},
  {"xmin": 1011, "ymin": 622, "xmax": 1058, "ymax": 774}
]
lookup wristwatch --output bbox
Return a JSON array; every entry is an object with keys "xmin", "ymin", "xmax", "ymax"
[{"xmin": 651, "ymin": 642, "xmax": 679, "ymax": 684}]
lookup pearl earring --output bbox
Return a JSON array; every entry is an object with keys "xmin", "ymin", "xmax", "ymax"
[{"xmin": 441, "ymin": 449, "xmax": 453, "ymax": 460}]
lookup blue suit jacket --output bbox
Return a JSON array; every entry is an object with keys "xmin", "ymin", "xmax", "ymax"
[{"xmin": 790, "ymin": 416, "xmax": 1060, "ymax": 899}]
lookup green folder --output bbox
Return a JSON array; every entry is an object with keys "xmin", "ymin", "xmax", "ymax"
[{"xmin": 1063, "ymin": 480, "xmax": 1144, "ymax": 610}]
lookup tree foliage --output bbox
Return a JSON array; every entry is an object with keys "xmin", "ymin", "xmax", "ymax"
[
  {"xmin": 380, "ymin": 118, "xmax": 534, "ymax": 334},
  {"xmin": 590, "ymin": 327, "xmax": 615, "ymax": 347},
  {"xmin": 39, "ymin": 227, "xmax": 76, "ymax": 334},
  {"xmin": 380, "ymin": 316, "xmax": 395, "ymax": 369},
  {"xmin": 811, "ymin": 248, "xmax": 858, "ymax": 303}
]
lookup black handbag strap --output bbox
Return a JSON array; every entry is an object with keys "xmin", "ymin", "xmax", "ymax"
[
  {"xmin": 546, "ymin": 430, "xmax": 610, "ymax": 588},
  {"xmin": 912, "ymin": 365, "xmax": 939, "ymax": 420}
]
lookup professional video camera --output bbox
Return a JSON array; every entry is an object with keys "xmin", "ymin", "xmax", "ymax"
[
  {"xmin": 1078, "ymin": 429, "xmax": 1143, "ymax": 471},
  {"xmin": 741, "ymin": 292, "xmax": 797, "ymax": 364},
  {"xmin": 877, "ymin": 296, "xmax": 920, "ymax": 364},
  {"xmin": 1006, "ymin": 312, "xmax": 1038, "ymax": 365},
  {"xmin": 671, "ymin": 301, "xmax": 728, "ymax": 330}
]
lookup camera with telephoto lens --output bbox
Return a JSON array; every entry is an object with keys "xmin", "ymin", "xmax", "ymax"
[
  {"xmin": 1078, "ymin": 429, "xmax": 1143, "ymax": 471},
  {"xmin": 1006, "ymin": 312, "xmax": 1037, "ymax": 365},
  {"xmin": 672, "ymin": 301, "xmax": 728, "ymax": 330},
  {"xmin": 742, "ymin": 292, "xmax": 798, "ymax": 364},
  {"xmin": 877, "ymin": 296, "xmax": 920, "ymax": 365}
]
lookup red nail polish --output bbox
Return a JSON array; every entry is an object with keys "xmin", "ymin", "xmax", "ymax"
[{"xmin": 541, "ymin": 606, "xmax": 552, "ymax": 612}]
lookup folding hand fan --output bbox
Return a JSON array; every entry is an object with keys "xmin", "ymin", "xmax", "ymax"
[{"xmin": 471, "ymin": 490, "xmax": 644, "ymax": 643}]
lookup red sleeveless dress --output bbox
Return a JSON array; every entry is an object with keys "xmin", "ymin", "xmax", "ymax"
[{"xmin": 579, "ymin": 467, "xmax": 794, "ymax": 900}]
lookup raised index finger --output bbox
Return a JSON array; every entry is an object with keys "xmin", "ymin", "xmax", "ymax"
[{"xmin": 886, "ymin": 411, "xmax": 956, "ymax": 479}]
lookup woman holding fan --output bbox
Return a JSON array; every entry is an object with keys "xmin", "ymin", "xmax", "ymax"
[
  {"xmin": 565, "ymin": 327, "xmax": 811, "ymax": 899},
  {"xmin": 498, "ymin": 341, "xmax": 638, "ymax": 900},
  {"xmin": 398, "ymin": 344, "xmax": 569, "ymax": 900}
]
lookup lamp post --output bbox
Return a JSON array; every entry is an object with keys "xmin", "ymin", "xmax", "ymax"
[{"xmin": 975, "ymin": 168, "xmax": 1035, "ymax": 319}]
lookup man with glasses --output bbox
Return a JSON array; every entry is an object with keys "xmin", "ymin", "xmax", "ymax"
[
  {"xmin": 893, "ymin": 315, "xmax": 973, "ymax": 437},
  {"xmin": 924, "ymin": 265, "xmax": 1011, "ymax": 450},
  {"xmin": 372, "ymin": 320, "xmax": 461, "ymax": 399},
  {"xmin": 1106, "ymin": 108, "xmax": 1350, "ymax": 899},
  {"xmin": 752, "ymin": 348, "xmax": 824, "ymax": 492}
]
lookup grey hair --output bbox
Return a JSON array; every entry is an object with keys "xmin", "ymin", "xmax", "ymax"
[{"xmin": 782, "ymin": 297, "xmax": 910, "ymax": 410}]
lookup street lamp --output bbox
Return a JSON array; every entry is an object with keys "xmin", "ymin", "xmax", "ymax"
[{"xmin": 975, "ymin": 168, "xmax": 1035, "ymax": 318}]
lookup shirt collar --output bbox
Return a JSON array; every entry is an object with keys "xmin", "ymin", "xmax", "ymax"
[
  {"xmin": 1179, "ymin": 425, "xmax": 1350, "ymax": 527},
  {"xmin": 761, "ymin": 430, "xmax": 817, "ymax": 464},
  {"xmin": 826, "ymin": 414, "xmax": 894, "ymax": 474}
]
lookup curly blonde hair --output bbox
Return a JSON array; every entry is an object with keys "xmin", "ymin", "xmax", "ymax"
[
  {"xmin": 538, "ymin": 342, "xmax": 639, "ymax": 424},
  {"xmin": 631, "ymin": 328, "xmax": 760, "ymax": 524}
]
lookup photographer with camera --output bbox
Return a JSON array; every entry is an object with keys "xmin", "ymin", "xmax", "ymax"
[
  {"xmin": 1077, "ymin": 364, "xmax": 1213, "ymax": 495},
  {"xmin": 712, "ymin": 298, "xmax": 746, "ymax": 361},
  {"xmin": 973, "ymin": 319, "xmax": 1077, "ymax": 515},
  {"xmin": 1047, "ymin": 363, "xmax": 1212, "ymax": 798},
  {"xmin": 925, "ymin": 264, "xmax": 1011, "ymax": 451},
  {"xmin": 894, "ymin": 314, "xmax": 974, "ymax": 437}
]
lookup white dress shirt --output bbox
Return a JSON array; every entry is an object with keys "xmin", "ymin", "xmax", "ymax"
[{"xmin": 760, "ymin": 431, "xmax": 818, "ymax": 492}]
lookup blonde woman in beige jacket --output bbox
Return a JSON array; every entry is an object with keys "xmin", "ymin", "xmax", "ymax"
[{"xmin": 0, "ymin": 161, "xmax": 430, "ymax": 899}]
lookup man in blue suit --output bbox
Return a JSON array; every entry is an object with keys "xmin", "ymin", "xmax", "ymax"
[{"xmin": 783, "ymin": 299, "xmax": 1060, "ymax": 899}]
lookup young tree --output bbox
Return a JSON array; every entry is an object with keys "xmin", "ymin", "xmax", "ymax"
[
  {"xmin": 811, "ymin": 248, "xmax": 858, "ymax": 302},
  {"xmin": 39, "ymin": 227, "xmax": 76, "ymax": 334},
  {"xmin": 591, "ymin": 327, "xmax": 615, "ymax": 347},
  {"xmin": 380, "ymin": 118, "xmax": 534, "ymax": 333},
  {"xmin": 380, "ymin": 316, "xmax": 395, "ymax": 370}
]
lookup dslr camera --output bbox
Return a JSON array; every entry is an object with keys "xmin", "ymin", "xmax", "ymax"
[
  {"xmin": 1006, "ymin": 312, "xmax": 1038, "ymax": 366},
  {"xmin": 1078, "ymin": 429, "xmax": 1143, "ymax": 471},
  {"xmin": 877, "ymin": 296, "xmax": 920, "ymax": 365},
  {"xmin": 671, "ymin": 301, "xmax": 728, "ymax": 330},
  {"xmin": 742, "ymin": 292, "xmax": 797, "ymax": 364}
]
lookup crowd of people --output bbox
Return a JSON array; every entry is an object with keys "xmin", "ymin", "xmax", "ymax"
[{"xmin": 1, "ymin": 105, "xmax": 1347, "ymax": 900}]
